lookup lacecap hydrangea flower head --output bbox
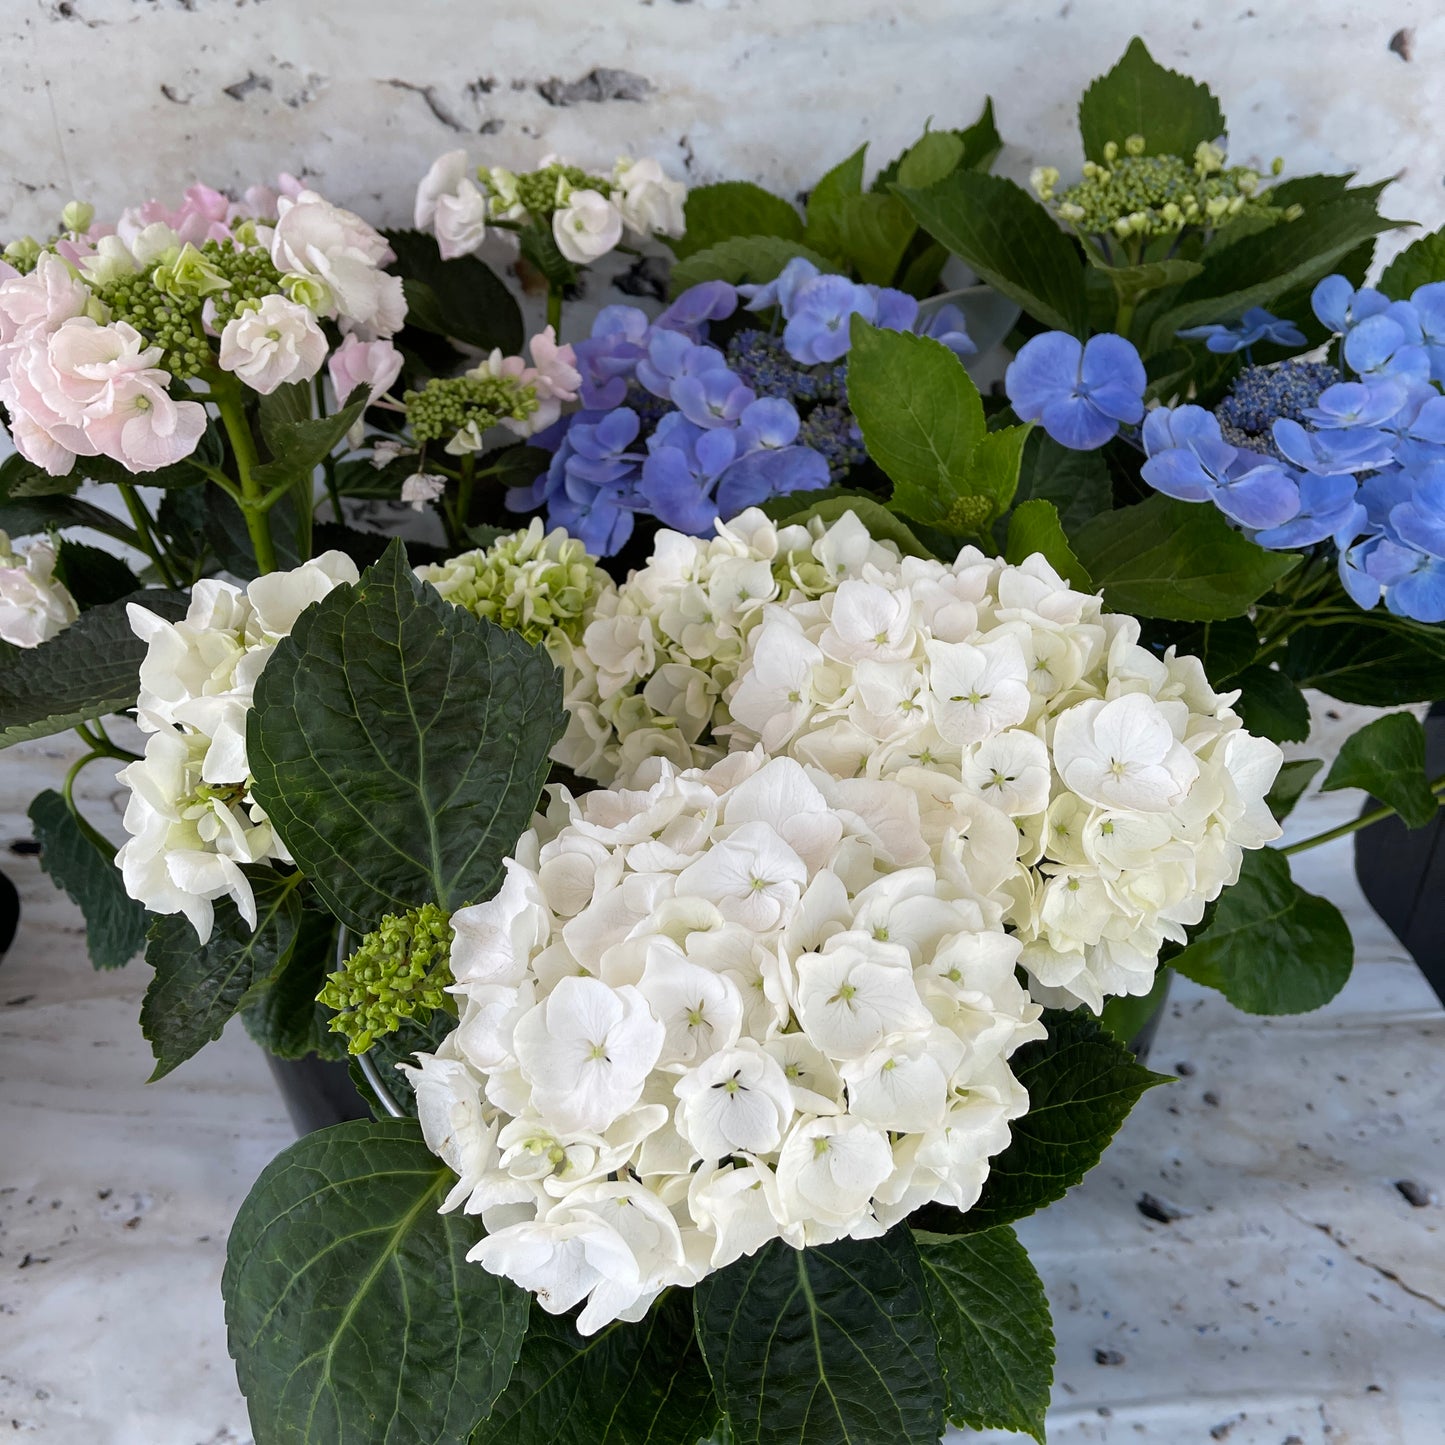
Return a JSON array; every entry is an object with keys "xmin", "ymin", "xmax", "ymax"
[
  {"xmin": 403, "ymin": 748, "xmax": 1044, "ymax": 1334},
  {"xmin": 509, "ymin": 258, "xmax": 975, "ymax": 555},
  {"xmin": 116, "ymin": 553, "xmax": 359, "ymax": 941},
  {"xmin": 0, "ymin": 181, "xmax": 404, "ymax": 476}
]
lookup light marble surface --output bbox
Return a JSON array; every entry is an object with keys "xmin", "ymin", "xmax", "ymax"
[{"xmin": 0, "ymin": 705, "xmax": 1442, "ymax": 1444}]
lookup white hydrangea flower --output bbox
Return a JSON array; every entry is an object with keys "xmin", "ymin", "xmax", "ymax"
[
  {"xmin": 0, "ymin": 531, "xmax": 78, "ymax": 647},
  {"xmin": 409, "ymin": 751, "xmax": 1043, "ymax": 1332},
  {"xmin": 116, "ymin": 553, "xmax": 359, "ymax": 939}
]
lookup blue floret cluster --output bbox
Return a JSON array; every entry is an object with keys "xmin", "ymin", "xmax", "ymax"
[
  {"xmin": 509, "ymin": 258, "xmax": 975, "ymax": 555},
  {"xmin": 1002, "ymin": 275, "xmax": 1445, "ymax": 622}
]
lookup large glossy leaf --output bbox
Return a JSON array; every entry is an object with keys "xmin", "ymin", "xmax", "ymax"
[
  {"xmin": 28, "ymin": 788, "xmax": 147, "ymax": 970},
  {"xmin": 248, "ymin": 541, "xmax": 565, "ymax": 932},
  {"xmin": 1320, "ymin": 711, "xmax": 1438, "ymax": 829},
  {"xmin": 1005, "ymin": 499, "xmax": 1091, "ymax": 589},
  {"xmin": 224, "ymin": 1118, "xmax": 529, "ymax": 1445},
  {"xmin": 1379, "ymin": 224, "xmax": 1445, "ymax": 300},
  {"xmin": 1281, "ymin": 613, "xmax": 1445, "ymax": 705},
  {"xmin": 896, "ymin": 171, "xmax": 1088, "ymax": 336},
  {"xmin": 1266, "ymin": 758, "xmax": 1323, "ymax": 823},
  {"xmin": 1078, "ymin": 38, "xmax": 1225, "ymax": 162},
  {"xmin": 52, "ymin": 540, "xmax": 139, "ymax": 609},
  {"xmin": 1006, "ymin": 430, "xmax": 1114, "ymax": 537},
  {"xmin": 474, "ymin": 1294, "xmax": 719, "ymax": 1445},
  {"xmin": 1170, "ymin": 847, "xmax": 1353, "ymax": 1014},
  {"xmin": 673, "ymin": 182, "xmax": 804, "ymax": 262},
  {"xmin": 242, "ymin": 905, "xmax": 346, "ymax": 1062},
  {"xmin": 141, "ymin": 873, "xmax": 302, "ymax": 1079},
  {"xmin": 805, "ymin": 145, "xmax": 867, "ymax": 259},
  {"xmin": 1231, "ymin": 663, "xmax": 1311, "ymax": 744},
  {"xmin": 0, "ymin": 588, "xmax": 188, "ymax": 748},
  {"xmin": 915, "ymin": 1010, "xmax": 1168, "ymax": 1235},
  {"xmin": 914, "ymin": 1226, "xmax": 1053, "ymax": 1444},
  {"xmin": 0, "ymin": 493, "xmax": 140, "ymax": 545},
  {"xmin": 693, "ymin": 1229, "xmax": 943, "ymax": 1445},
  {"xmin": 1072, "ymin": 494, "xmax": 1297, "ymax": 620},
  {"xmin": 387, "ymin": 228, "xmax": 524, "ymax": 354}
]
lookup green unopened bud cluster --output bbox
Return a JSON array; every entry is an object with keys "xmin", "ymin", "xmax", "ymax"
[
  {"xmin": 1034, "ymin": 137, "xmax": 1291, "ymax": 240},
  {"xmin": 403, "ymin": 373, "xmax": 539, "ymax": 445},
  {"xmin": 486, "ymin": 162, "xmax": 612, "ymax": 222},
  {"xmin": 317, "ymin": 903, "xmax": 456, "ymax": 1054},
  {"xmin": 418, "ymin": 519, "xmax": 611, "ymax": 651}
]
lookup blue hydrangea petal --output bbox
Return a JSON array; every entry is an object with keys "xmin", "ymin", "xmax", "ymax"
[
  {"xmin": 1040, "ymin": 393, "xmax": 1118, "ymax": 450},
  {"xmin": 1005, "ymin": 331, "xmax": 1084, "ymax": 422},
  {"xmin": 1140, "ymin": 448, "xmax": 1217, "ymax": 503}
]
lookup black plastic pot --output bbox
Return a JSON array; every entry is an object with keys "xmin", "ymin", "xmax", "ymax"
[
  {"xmin": 0, "ymin": 869, "xmax": 18, "ymax": 960},
  {"xmin": 1354, "ymin": 701, "xmax": 1445, "ymax": 1007},
  {"xmin": 1098, "ymin": 966, "xmax": 1172, "ymax": 1064},
  {"xmin": 265, "ymin": 1053, "xmax": 371, "ymax": 1136}
]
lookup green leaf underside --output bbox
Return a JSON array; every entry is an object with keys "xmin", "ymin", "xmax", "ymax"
[
  {"xmin": 247, "ymin": 541, "xmax": 565, "ymax": 932},
  {"xmin": 1072, "ymin": 495, "xmax": 1297, "ymax": 620},
  {"xmin": 53, "ymin": 540, "xmax": 138, "ymax": 609},
  {"xmin": 897, "ymin": 171, "xmax": 1089, "ymax": 336},
  {"xmin": 694, "ymin": 1229, "xmax": 944, "ymax": 1445},
  {"xmin": 915, "ymin": 1226, "xmax": 1053, "ymax": 1443},
  {"xmin": 806, "ymin": 146, "xmax": 868, "ymax": 259},
  {"xmin": 1265, "ymin": 757, "xmax": 1323, "ymax": 822},
  {"xmin": 674, "ymin": 182, "xmax": 804, "ymax": 261},
  {"xmin": 474, "ymin": 1294, "xmax": 719, "ymax": 1445},
  {"xmin": 1231, "ymin": 663, "xmax": 1311, "ymax": 744},
  {"xmin": 224, "ymin": 1118, "xmax": 528, "ymax": 1445},
  {"xmin": 141, "ymin": 873, "xmax": 302, "ymax": 1079},
  {"xmin": 1282, "ymin": 615, "xmax": 1445, "ymax": 705},
  {"xmin": 917, "ymin": 1009, "xmax": 1168, "ymax": 1235},
  {"xmin": 1006, "ymin": 499, "xmax": 1091, "ymax": 589},
  {"xmin": 1379, "ymin": 224, "xmax": 1445, "ymax": 299},
  {"xmin": 28, "ymin": 789, "xmax": 148, "ymax": 970},
  {"xmin": 0, "ymin": 493, "xmax": 145, "ymax": 544},
  {"xmin": 0, "ymin": 589, "xmax": 188, "ymax": 748},
  {"xmin": 1170, "ymin": 847, "xmax": 1353, "ymax": 1014},
  {"xmin": 1320, "ymin": 710, "xmax": 1438, "ymax": 829},
  {"xmin": 1078, "ymin": 38, "xmax": 1226, "ymax": 162},
  {"xmin": 671, "ymin": 238, "xmax": 834, "ymax": 296}
]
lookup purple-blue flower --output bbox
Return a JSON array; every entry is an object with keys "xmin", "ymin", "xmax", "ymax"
[
  {"xmin": 1252, "ymin": 473, "xmax": 1364, "ymax": 549},
  {"xmin": 1005, "ymin": 331, "xmax": 1146, "ymax": 450},
  {"xmin": 1342, "ymin": 313, "xmax": 1430, "ymax": 383},
  {"xmin": 784, "ymin": 276, "xmax": 878, "ymax": 365},
  {"xmin": 1272, "ymin": 417, "xmax": 1398, "ymax": 476},
  {"xmin": 1177, "ymin": 307, "xmax": 1306, "ymax": 354},
  {"xmin": 1141, "ymin": 405, "xmax": 1301, "ymax": 529},
  {"xmin": 917, "ymin": 302, "xmax": 977, "ymax": 359},
  {"xmin": 671, "ymin": 366, "xmax": 756, "ymax": 429}
]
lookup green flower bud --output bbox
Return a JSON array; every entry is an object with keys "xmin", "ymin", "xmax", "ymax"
[
  {"xmin": 1102, "ymin": 140, "xmax": 1119, "ymax": 165},
  {"xmin": 153, "ymin": 242, "xmax": 231, "ymax": 300},
  {"xmin": 3, "ymin": 236, "xmax": 42, "ymax": 272},
  {"xmin": 1030, "ymin": 166, "xmax": 1060, "ymax": 201},
  {"xmin": 61, "ymin": 200, "xmax": 94, "ymax": 234},
  {"xmin": 283, "ymin": 271, "xmax": 331, "ymax": 313},
  {"xmin": 1124, "ymin": 134, "xmax": 1146, "ymax": 157}
]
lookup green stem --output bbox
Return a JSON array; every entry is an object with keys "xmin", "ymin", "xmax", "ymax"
[
  {"xmin": 455, "ymin": 455, "xmax": 475, "ymax": 539},
  {"xmin": 546, "ymin": 286, "xmax": 563, "ymax": 338},
  {"xmin": 62, "ymin": 745, "xmax": 103, "ymax": 810},
  {"xmin": 1281, "ymin": 774, "xmax": 1445, "ymax": 856},
  {"xmin": 212, "ymin": 377, "xmax": 277, "ymax": 574},
  {"xmin": 116, "ymin": 483, "xmax": 181, "ymax": 588}
]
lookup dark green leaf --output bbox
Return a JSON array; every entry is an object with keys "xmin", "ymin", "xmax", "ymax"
[
  {"xmin": 1098, "ymin": 965, "xmax": 1173, "ymax": 1050},
  {"xmin": 895, "ymin": 132, "xmax": 965, "ymax": 191},
  {"xmin": 1379, "ymin": 225, "xmax": 1445, "ymax": 300},
  {"xmin": 1148, "ymin": 195, "xmax": 1403, "ymax": 350},
  {"xmin": 0, "ymin": 589, "xmax": 188, "ymax": 748},
  {"xmin": 673, "ymin": 181, "xmax": 804, "ymax": 261},
  {"xmin": 28, "ymin": 788, "xmax": 147, "ymax": 970},
  {"xmin": 1266, "ymin": 758, "xmax": 1323, "ymax": 823},
  {"xmin": 0, "ymin": 450, "xmax": 77, "ymax": 499},
  {"xmin": 205, "ymin": 488, "xmax": 303, "ymax": 579},
  {"xmin": 915, "ymin": 1226, "xmax": 1053, "ymax": 1443},
  {"xmin": 1072, "ymin": 494, "xmax": 1298, "ymax": 620},
  {"xmin": 254, "ymin": 384, "xmax": 367, "ymax": 491},
  {"xmin": 1095, "ymin": 256, "xmax": 1203, "ymax": 306},
  {"xmin": 1008, "ymin": 430, "xmax": 1114, "ymax": 535},
  {"xmin": 805, "ymin": 145, "xmax": 867, "ymax": 258},
  {"xmin": 1231, "ymin": 664, "xmax": 1311, "ymax": 744},
  {"xmin": 897, "ymin": 171, "xmax": 1088, "ymax": 335},
  {"xmin": 350, "ymin": 1010, "xmax": 455, "ymax": 1120},
  {"xmin": 242, "ymin": 906, "xmax": 346, "ymax": 1061},
  {"xmin": 0, "ymin": 493, "xmax": 140, "ymax": 545},
  {"xmin": 952, "ymin": 98, "xmax": 1003, "ymax": 173},
  {"xmin": 474, "ymin": 1293, "xmax": 719, "ymax": 1445},
  {"xmin": 846, "ymin": 320, "xmax": 1000, "ymax": 531},
  {"xmin": 1281, "ymin": 614, "xmax": 1445, "ymax": 705},
  {"xmin": 766, "ymin": 492, "xmax": 938, "ymax": 561},
  {"xmin": 1171, "ymin": 847, "xmax": 1353, "ymax": 1014},
  {"xmin": 1006, "ymin": 499, "xmax": 1091, "ymax": 588},
  {"xmin": 1078, "ymin": 37, "xmax": 1225, "ymax": 161},
  {"xmin": 156, "ymin": 486, "xmax": 212, "ymax": 582},
  {"xmin": 52, "ymin": 540, "xmax": 138, "ymax": 609},
  {"xmin": 224, "ymin": 1118, "xmax": 529, "ymax": 1445},
  {"xmin": 248, "ymin": 541, "xmax": 566, "ymax": 932},
  {"xmin": 831, "ymin": 193, "xmax": 917, "ymax": 286},
  {"xmin": 966, "ymin": 425, "xmax": 1032, "ymax": 522},
  {"xmin": 517, "ymin": 222, "xmax": 579, "ymax": 291},
  {"xmin": 916, "ymin": 1010, "xmax": 1168, "ymax": 1234},
  {"xmin": 1320, "ymin": 711, "xmax": 1438, "ymax": 828},
  {"xmin": 387, "ymin": 228, "xmax": 524, "ymax": 354},
  {"xmin": 694, "ymin": 1229, "xmax": 944, "ymax": 1445},
  {"xmin": 69, "ymin": 450, "xmax": 211, "ymax": 491},
  {"xmin": 1144, "ymin": 616, "xmax": 1259, "ymax": 688},
  {"xmin": 141, "ymin": 873, "xmax": 302, "ymax": 1079},
  {"xmin": 671, "ymin": 237, "xmax": 834, "ymax": 296}
]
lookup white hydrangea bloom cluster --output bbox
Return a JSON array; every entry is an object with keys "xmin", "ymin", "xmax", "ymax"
[
  {"xmin": 115, "ymin": 553, "xmax": 358, "ymax": 941},
  {"xmin": 0, "ymin": 529, "xmax": 77, "ymax": 647},
  {"xmin": 403, "ymin": 750, "xmax": 1044, "ymax": 1334},
  {"xmin": 560, "ymin": 508, "xmax": 902, "ymax": 785},
  {"xmin": 721, "ymin": 550, "xmax": 1284, "ymax": 1010}
]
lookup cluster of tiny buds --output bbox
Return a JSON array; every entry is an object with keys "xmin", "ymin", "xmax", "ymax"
[{"xmin": 403, "ymin": 373, "xmax": 539, "ymax": 444}]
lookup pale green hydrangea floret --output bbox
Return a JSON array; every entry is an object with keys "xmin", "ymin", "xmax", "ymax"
[
  {"xmin": 1035, "ymin": 135, "xmax": 1291, "ymax": 240},
  {"xmin": 318, "ymin": 903, "xmax": 456, "ymax": 1054},
  {"xmin": 417, "ymin": 518, "xmax": 612, "ymax": 652}
]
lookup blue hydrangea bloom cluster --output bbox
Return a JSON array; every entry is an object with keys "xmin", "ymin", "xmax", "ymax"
[
  {"xmin": 1002, "ymin": 275, "xmax": 1445, "ymax": 623},
  {"xmin": 508, "ymin": 259, "xmax": 975, "ymax": 555}
]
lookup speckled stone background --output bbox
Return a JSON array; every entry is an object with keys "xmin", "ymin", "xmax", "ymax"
[{"xmin": 1, "ymin": 3, "xmax": 1444, "ymax": 1443}]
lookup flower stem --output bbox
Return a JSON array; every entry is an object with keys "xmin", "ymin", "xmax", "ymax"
[
  {"xmin": 1280, "ymin": 774, "xmax": 1445, "ymax": 856},
  {"xmin": 546, "ymin": 286, "xmax": 563, "ymax": 338},
  {"xmin": 211, "ymin": 377, "xmax": 277, "ymax": 575},
  {"xmin": 115, "ymin": 483, "xmax": 181, "ymax": 589}
]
